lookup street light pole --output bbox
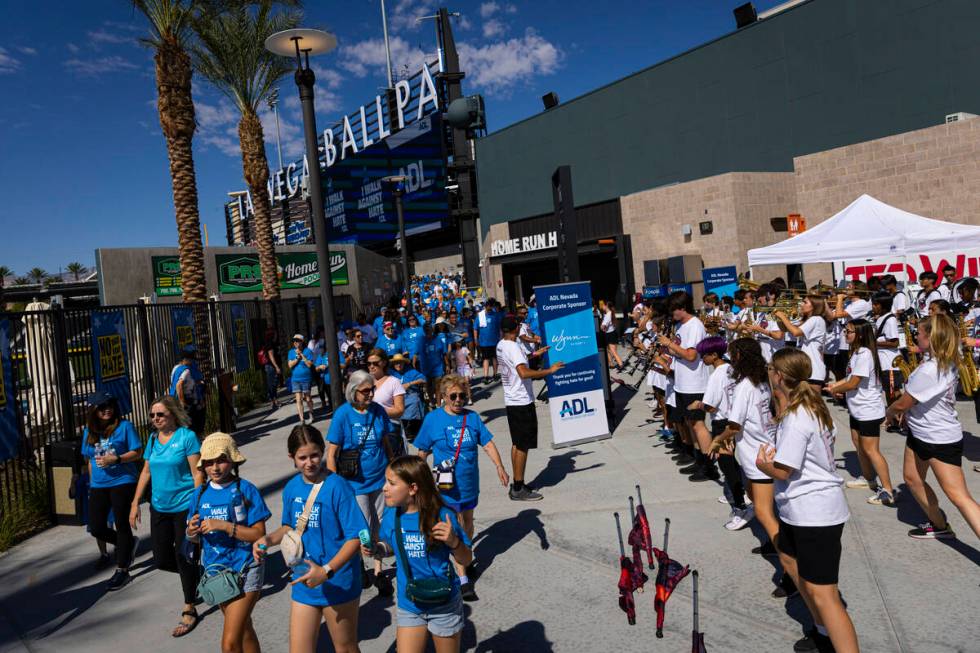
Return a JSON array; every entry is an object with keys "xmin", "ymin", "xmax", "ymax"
[
  {"xmin": 266, "ymin": 28, "xmax": 343, "ymax": 411},
  {"xmin": 268, "ymin": 88, "xmax": 285, "ymax": 172},
  {"xmin": 384, "ymin": 175, "xmax": 411, "ymax": 315}
]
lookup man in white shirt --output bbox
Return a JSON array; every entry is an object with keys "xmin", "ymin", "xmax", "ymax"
[
  {"xmin": 657, "ymin": 291, "xmax": 718, "ymax": 482},
  {"xmin": 497, "ymin": 316, "xmax": 564, "ymax": 501},
  {"xmin": 914, "ymin": 271, "xmax": 943, "ymax": 317},
  {"xmin": 937, "ymin": 265, "xmax": 956, "ymax": 301}
]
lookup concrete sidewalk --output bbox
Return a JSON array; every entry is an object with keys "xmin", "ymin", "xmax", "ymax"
[{"xmin": 1, "ymin": 372, "xmax": 978, "ymax": 652}]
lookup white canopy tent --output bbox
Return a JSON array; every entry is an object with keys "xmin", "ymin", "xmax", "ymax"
[{"xmin": 747, "ymin": 194, "xmax": 980, "ymax": 271}]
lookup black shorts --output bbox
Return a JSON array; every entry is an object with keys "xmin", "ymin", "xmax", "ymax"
[
  {"xmin": 506, "ymin": 403, "xmax": 538, "ymax": 450},
  {"xmin": 748, "ymin": 477, "xmax": 774, "ymax": 485},
  {"xmin": 777, "ymin": 519, "xmax": 845, "ymax": 585},
  {"xmin": 666, "ymin": 403, "xmax": 683, "ymax": 424},
  {"xmin": 479, "ymin": 346, "xmax": 497, "ymax": 362},
  {"xmin": 675, "ymin": 392, "xmax": 706, "ymax": 421},
  {"xmin": 822, "ymin": 354, "xmax": 837, "ymax": 380},
  {"xmin": 879, "ymin": 368, "xmax": 905, "ymax": 397},
  {"xmin": 849, "ymin": 415, "xmax": 884, "ymax": 437},
  {"xmin": 602, "ymin": 330, "xmax": 618, "ymax": 347},
  {"xmin": 833, "ymin": 351, "xmax": 849, "ymax": 381},
  {"xmin": 906, "ymin": 434, "xmax": 963, "ymax": 467}
]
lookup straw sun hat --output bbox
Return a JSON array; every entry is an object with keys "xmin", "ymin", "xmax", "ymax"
[{"xmin": 197, "ymin": 432, "xmax": 246, "ymax": 468}]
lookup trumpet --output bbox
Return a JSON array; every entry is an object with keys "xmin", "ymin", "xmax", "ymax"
[{"xmin": 738, "ymin": 278, "xmax": 761, "ymax": 291}]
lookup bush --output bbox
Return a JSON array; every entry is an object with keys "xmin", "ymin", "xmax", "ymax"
[{"xmin": 0, "ymin": 472, "xmax": 50, "ymax": 552}]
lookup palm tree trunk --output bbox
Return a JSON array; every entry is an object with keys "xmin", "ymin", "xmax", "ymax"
[{"xmin": 239, "ymin": 108, "xmax": 281, "ymax": 315}]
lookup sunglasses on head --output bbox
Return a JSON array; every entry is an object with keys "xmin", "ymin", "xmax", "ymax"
[{"xmin": 446, "ymin": 392, "xmax": 466, "ymax": 401}]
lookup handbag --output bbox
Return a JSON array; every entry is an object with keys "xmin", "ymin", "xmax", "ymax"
[
  {"xmin": 336, "ymin": 417, "xmax": 373, "ymax": 479},
  {"xmin": 197, "ymin": 560, "xmax": 251, "ymax": 606},
  {"xmin": 394, "ymin": 509, "xmax": 455, "ymax": 606},
  {"xmin": 432, "ymin": 414, "xmax": 466, "ymax": 492},
  {"xmin": 280, "ymin": 480, "xmax": 323, "ymax": 567}
]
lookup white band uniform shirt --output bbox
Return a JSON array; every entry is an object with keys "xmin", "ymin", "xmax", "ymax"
[
  {"xmin": 838, "ymin": 299, "xmax": 871, "ymax": 351},
  {"xmin": 727, "ymin": 379, "xmax": 776, "ymax": 481},
  {"xmin": 904, "ymin": 358, "xmax": 963, "ymax": 445},
  {"xmin": 702, "ymin": 362, "xmax": 735, "ymax": 425},
  {"xmin": 844, "ymin": 347, "xmax": 886, "ymax": 421},
  {"xmin": 874, "ymin": 314, "xmax": 901, "ymax": 372},
  {"xmin": 798, "ymin": 316, "xmax": 827, "ymax": 382},
  {"xmin": 496, "ymin": 339, "xmax": 533, "ymax": 406},
  {"xmin": 673, "ymin": 317, "xmax": 710, "ymax": 394}
]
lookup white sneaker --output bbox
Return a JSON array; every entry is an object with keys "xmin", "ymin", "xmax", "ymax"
[
  {"xmin": 845, "ymin": 477, "xmax": 870, "ymax": 489},
  {"xmin": 725, "ymin": 506, "xmax": 754, "ymax": 531},
  {"xmin": 717, "ymin": 494, "xmax": 731, "ymax": 504}
]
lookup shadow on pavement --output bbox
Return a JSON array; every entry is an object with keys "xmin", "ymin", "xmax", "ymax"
[
  {"xmin": 471, "ymin": 509, "xmax": 549, "ymax": 577},
  {"xmin": 479, "ymin": 407, "xmax": 507, "ymax": 425},
  {"xmin": 355, "ymin": 591, "xmax": 395, "ymax": 643},
  {"xmin": 891, "ymin": 483, "xmax": 980, "ymax": 565},
  {"xmin": 472, "ymin": 620, "xmax": 553, "ymax": 652},
  {"xmin": 527, "ymin": 450, "xmax": 604, "ymax": 491}
]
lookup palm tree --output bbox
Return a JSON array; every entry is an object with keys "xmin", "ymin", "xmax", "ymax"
[
  {"xmin": 13, "ymin": 276, "xmax": 30, "ymax": 287},
  {"xmin": 27, "ymin": 268, "xmax": 48, "ymax": 285},
  {"xmin": 66, "ymin": 262, "xmax": 85, "ymax": 281},
  {"xmin": 191, "ymin": 0, "xmax": 299, "ymax": 303},
  {"xmin": 132, "ymin": 0, "xmax": 208, "ymax": 304},
  {"xmin": 0, "ymin": 265, "xmax": 10, "ymax": 287}
]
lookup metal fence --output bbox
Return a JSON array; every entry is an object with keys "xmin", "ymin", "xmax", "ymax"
[{"xmin": 0, "ymin": 292, "xmax": 365, "ymax": 523}]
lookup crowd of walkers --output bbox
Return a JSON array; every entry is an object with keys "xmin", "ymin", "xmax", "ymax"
[{"xmin": 628, "ymin": 273, "xmax": 980, "ymax": 653}]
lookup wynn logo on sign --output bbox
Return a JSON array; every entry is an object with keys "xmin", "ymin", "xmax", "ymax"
[
  {"xmin": 559, "ymin": 397, "xmax": 596, "ymax": 420},
  {"xmin": 551, "ymin": 330, "xmax": 590, "ymax": 353}
]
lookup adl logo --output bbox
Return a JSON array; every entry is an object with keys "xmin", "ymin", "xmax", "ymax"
[{"xmin": 559, "ymin": 397, "xmax": 596, "ymax": 419}]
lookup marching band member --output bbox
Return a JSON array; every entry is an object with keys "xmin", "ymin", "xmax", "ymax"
[
  {"xmin": 937, "ymin": 264, "xmax": 956, "ymax": 302},
  {"xmin": 829, "ymin": 282, "xmax": 871, "ymax": 384},
  {"xmin": 775, "ymin": 295, "xmax": 827, "ymax": 389},
  {"xmin": 914, "ymin": 271, "xmax": 942, "ymax": 317},
  {"xmin": 747, "ymin": 284, "xmax": 785, "ymax": 363},
  {"xmin": 871, "ymin": 293, "xmax": 904, "ymax": 433}
]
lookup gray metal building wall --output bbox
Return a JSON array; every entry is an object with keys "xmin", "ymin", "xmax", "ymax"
[{"xmin": 475, "ymin": 0, "xmax": 980, "ymax": 235}]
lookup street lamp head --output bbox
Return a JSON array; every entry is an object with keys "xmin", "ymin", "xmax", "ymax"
[
  {"xmin": 382, "ymin": 175, "xmax": 408, "ymax": 194},
  {"xmin": 265, "ymin": 28, "xmax": 337, "ymax": 62}
]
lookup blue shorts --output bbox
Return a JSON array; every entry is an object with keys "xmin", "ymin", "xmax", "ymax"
[
  {"xmin": 241, "ymin": 562, "xmax": 265, "ymax": 593},
  {"xmin": 397, "ymin": 594, "xmax": 464, "ymax": 637},
  {"xmin": 443, "ymin": 497, "xmax": 478, "ymax": 513},
  {"xmin": 292, "ymin": 380, "xmax": 311, "ymax": 393}
]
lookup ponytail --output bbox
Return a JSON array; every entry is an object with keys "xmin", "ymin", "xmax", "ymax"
[{"xmin": 771, "ymin": 348, "xmax": 834, "ymax": 432}]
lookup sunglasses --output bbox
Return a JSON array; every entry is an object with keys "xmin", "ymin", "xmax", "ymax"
[
  {"xmin": 367, "ymin": 361, "xmax": 383, "ymax": 367},
  {"xmin": 150, "ymin": 411, "xmax": 169, "ymax": 418},
  {"xmin": 96, "ymin": 404, "xmax": 114, "ymax": 412},
  {"xmin": 446, "ymin": 392, "xmax": 466, "ymax": 401},
  {"xmin": 357, "ymin": 387, "xmax": 376, "ymax": 396}
]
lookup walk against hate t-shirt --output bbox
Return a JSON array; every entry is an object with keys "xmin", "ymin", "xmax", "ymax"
[
  {"xmin": 478, "ymin": 310, "xmax": 502, "ymax": 346},
  {"xmin": 281, "ymin": 473, "xmax": 368, "ymax": 607},
  {"xmin": 145, "ymin": 426, "xmax": 201, "ymax": 513},
  {"xmin": 326, "ymin": 402, "xmax": 392, "ymax": 494},
  {"xmin": 497, "ymin": 338, "xmax": 533, "ymax": 406},
  {"xmin": 80, "ymin": 419, "xmax": 143, "ymax": 488},
  {"xmin": 905, "ymin": 358, "xmax": 963, "ymax": 445},
  {"xmin": 288, "ymin": 347, "xmax": 315, "ymax": 383},
  {"xmin": 673, "ymin": 317, "xmax": 709, "ymax": 393},
  {"xmin": 187, "ymin": 478, "xmax": 270, "ymax": 572},
  {"xmin": 701, "ymin": 363, "xmax": 734, "ymax": 423},
  {"xmin": 727, "ymin": 378, "xmax": 776, "ymax": 481},
  {"xmin": 420, "ymin": 336, "xmax": 447, "ymax": 378},
  {"xmin": 414, "ymin": 408, "xmax": 494, "ymax": 505},
  {"xmin": 774, "ymin": 407, "xmax": 849, "ymax": 527},
  {"xmin": 379, "ymin": 507, "xmax": 471, "ymax": 614},
  {"xmin": 844, "ymin": 347, "xmax": 885, "ymax": 421},
  {"xmin": 377, "ymin": 333, "xmax": 404, "ymax": 357},
  {"xmin": 394, "ymin": 367, "xmax": 426, "ymax": 420},
  {"xmin": 402, "ymin": 327, "xmax": 424, "ymax": 357},
  {"xmin": 798, "ymin": 316, "xmax": 827, "ymax": 381}
]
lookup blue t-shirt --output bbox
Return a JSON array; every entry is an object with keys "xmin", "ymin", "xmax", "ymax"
[
  {"xmin": 326, "ymin": 403, "xmax": 392, "ymax": 494},
  {"xmin": 377, "ymin": 334, "xmax": 404, "ymax": 357},
  {"xmin": 420, "ymin": 337, "xmax": 446, "ymax": 378},
  {"xmin": 378, "ymin": 507, "xmax": 471, "ymax": 614},
  {"xmin": 314, "ymin": 353, "xmax": 332, "ymax": 385},
  {"xmin": 454, "ymin": 298, "xmax": 466, "ymax": 314},
  {"xmin": 459, "ymin": 317, "xmax": 474, "ymax": 341},
  {"xmin": 478, "ymin": 311, "xmax": 502, "ymax": 346},
  {"xmin": 289, "ymin": 347, "xmax": 315, "ymax": 384},
  {"xmin": 413, "ymin": 409, "xmax": 493, "ymax": 506},
  {"xmin": 373, "ymin": 315, "xmax": 386, "ymax": 336},
  {"xmin": 281, "ymin": 473, "xmax": 367, "ymax": 607},
  {"xmin": 145, "ymin": 427, "xmax": 200, "ymax": 513},
  {"xmin": 527, "ymin": 307, "xmax": 540, "ymax": 335},
  {"xmin": 402, "ymin": 327, "xmax": 424, "ymax": 357},
  {"xmin": 80, "ymin": 420, "xmax": 143, "ymax": 488},
  {"xmin": 187, "ymin": 478, "xmax": 270, "ymax": 572},
  {"xmin": 394, "ymin": 368, "xmax": 426, "ymax": 420}
]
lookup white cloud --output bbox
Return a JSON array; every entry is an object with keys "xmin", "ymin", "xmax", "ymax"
[
  {"xmin": 63, "ymin": 55, "xmax": 139, "ymax": 76},
  {"xmin": 195, "ymin": 98, "xmax": 241, "ymax": 157},
  {"xmin": 88, "ymin": 28, "xmax": 135, "ymax": 45},
  {"xmin": 0, "ymin": 47, "xmax": 21, "ymax": 74},
  {"xmin": 480, "ymin": 2, "xmax": 500, "ymax": 19},
  {"xmin": 389, "ymin": 0, "xmax": 439, "ymax": 32},
  {"xmin": 338, "ymin": 36, "xmax": 431, "ymax": 81},
  {"xmin": 482, "ymin": 18, "xmax": 505, "ymax": 39},
  {"xmin": 458, "ymin": 28, "xmax": 561, "ymax": 94},
  {"xmin": 67, "ymin": 42, "xmax": 80, "ymax": 54},
  {"xmin": 16, "ymin": 46, "xmax": 37, "ymax": 56}
]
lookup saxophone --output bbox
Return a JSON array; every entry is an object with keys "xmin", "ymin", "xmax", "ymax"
[
  {"xmin": 958, "ymin": 316, "xmax": 980, "ymax": 396},
  {"xmin": 893, "ymin": 320, "xmax": 918, "ymax": 377}
]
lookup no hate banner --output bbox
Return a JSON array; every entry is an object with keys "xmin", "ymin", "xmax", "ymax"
[
  {"xmin": 535, "ymin": 281, "xmax": 610, "ymax": 448},
  {"xmin": 91, "ymin": 310, "xmax": 133, "ymax": 416}
]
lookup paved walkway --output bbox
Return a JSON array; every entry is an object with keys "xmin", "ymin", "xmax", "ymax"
[{"xmin": 1, "ymin": 371, "xmax": 978, "ymax": 652}]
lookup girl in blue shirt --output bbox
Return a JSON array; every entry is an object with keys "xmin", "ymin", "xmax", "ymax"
[
  {"xmin": 254, "ymin": 425, "xmax": 367, "ymax": 653},
  {"xmin": 185, "ymin": 433, "xmax": 270, "ymax": 653},
  {"xmin": 364, "ymin": 456, "xmax": 472, "ymax": 652},
  {"xmin": 129, "ymin": 395, "xmax": 203, "ymax": 638},
  {"xmin": 414, "ymin": 375, "xmax": 509, "ymax": 602},
  {"xmin": 80, "ymin": 391, "xmax": 143, "ymax": 592}
]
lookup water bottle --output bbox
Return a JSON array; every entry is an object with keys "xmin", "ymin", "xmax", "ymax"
[
  {"xmin": 291, "ymin": 561, "xmax": 310, "ymax": 577},
  {"xmin": 358, "ymin": 528, "xmax": 372, "ymax": 551}
]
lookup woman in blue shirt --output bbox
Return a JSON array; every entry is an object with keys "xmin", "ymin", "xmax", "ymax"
[
  {"xmin": 80, "ymin": 390, "xmax": 143, "ymax": 592},
  {"xmin": 401, "ymin": 314, "xmax": 425, "ymax": 368},
  {"xmin": 129, "ymin": 395, "xmax": 203, "ymax": 638},
  {"xmin": 414, "ymin": 375, "xmax": 509, "ymax": 602},
  {"xmin": 326, "ymin": 370, "xmax": 397, "ymax": 598},
  {"xmin": 365, "ymin": 456, "xmax": 472, "ymax": 653},
  {"xmin": 420, "ymin": 324, "xmax": 448, "ymax": 408},
  {"xmin": 255, "ymin": 425, "xmax": 367, "ymax": 653},
  {"xmin": 287, "ymin": 334, "xmax": 316, "ymax": 424},
  {"xmin": 185, "ymin": 433, "xmax": 270, "ymax": 653},
  {"xmin": 392, "ymin": 354, "xmax": 426, "ymax": 443}
]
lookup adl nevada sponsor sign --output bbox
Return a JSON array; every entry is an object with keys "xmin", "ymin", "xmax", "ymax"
[{"xmin": 535, "ymin": 281, "xmax": 610, "ymax": 447}]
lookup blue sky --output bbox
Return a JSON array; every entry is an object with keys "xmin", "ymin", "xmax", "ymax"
[{"xmin": 0, "ymin": 0, "xmax": 785, "ymax": 277}]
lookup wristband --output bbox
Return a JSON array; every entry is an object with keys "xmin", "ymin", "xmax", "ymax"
[{"xmin": 231, "ymin": 524, "xmax": 238, "ymax": 540}]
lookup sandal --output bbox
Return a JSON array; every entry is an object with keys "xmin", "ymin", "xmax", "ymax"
[{"xmin": 172, "ymin": 610, "xmax": 199, "ymax": 638}]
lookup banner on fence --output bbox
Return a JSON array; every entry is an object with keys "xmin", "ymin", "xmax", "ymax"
[
  {"xmin": 535, "ymin": 281, "xmax": 610, "ymax": 448},
  {"xmin": 91, "ymin": 310, "xmax": 133, "ymax": 415},
  {"xmin": 171, "ymin": 306, "xmax": 196, "ymax": 358},
  {"xmin": 215, "ymin": 252, "xmax": 349, "ymax": 294},
  {"xmin": 0, "ymin": 318, "xmax": 17, "ymax": 462},
  {"xmin": 230, "ymin": 303, "xmax": 250, "ymax": 373},
  {"xmin": 152, "ymin": 256, "xmax": 183, "ymax": 297}
]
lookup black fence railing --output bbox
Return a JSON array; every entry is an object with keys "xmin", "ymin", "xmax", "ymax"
[{"xmin": 0, "ymin": 292, "xmax": 366, "ymax": 535}]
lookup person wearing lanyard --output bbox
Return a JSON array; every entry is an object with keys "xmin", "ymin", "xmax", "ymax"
[
  {"xmin": 757, "ymin": 348, "xmax": 859, "ymax": 653},
  {"xmin": 80, "ymin": 390, "xmax": 142, "ymax": 591},
  {"xmin": 414, "ymin": 375, "xmax": 509, "ymax": 601},
  {"xmin": 129, "ymin": 395, "xmax": 203, "ymax": 638},
  {"xmin": 887, "ymin": 315, "xmax": 980, "ymax": 539}
]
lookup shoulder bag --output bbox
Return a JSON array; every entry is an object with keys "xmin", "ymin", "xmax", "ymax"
[
  {"xmin": 280, "ymin": 480, "xmax": 323, "ymax": 567},
  {"xmin": 393, "ymin": 509, "xmax": 455, "ymax": 606},
  {"xmin": 432, "ymin": 414, "xmax": 467, "ymax": 492},
  {"xmin": 337, "ymin": 418, "xmax": 372, "ymax": 479}
]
